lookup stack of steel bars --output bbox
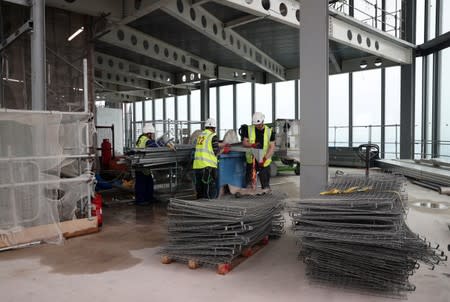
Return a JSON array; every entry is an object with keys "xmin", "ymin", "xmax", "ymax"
[
  {"xmin": 291, "ymin": 174, "xmax": 447, "ymax": 297},
  {"xmin": 126, "ymin": 145, "xmax": 194, "ymax": 168},
  {"xmin": 161, "ymin": 193, "xmax": 285, "ymax": 266}
]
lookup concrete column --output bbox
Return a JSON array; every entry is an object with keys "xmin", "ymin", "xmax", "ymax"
[
  {"xmin": 31, "ymin": 0, "xmax": 47, "ymax": 110},
  {"xmin": 299, "ymin": 0, "xmax": 329, "ymax": 198},
  {"xmin": 200, "ymin": 80, "xmax": 209, "ymax": 122},
  {"xmin": 400, "ymin": 0, "xmax": 416, "ymax": 159}
]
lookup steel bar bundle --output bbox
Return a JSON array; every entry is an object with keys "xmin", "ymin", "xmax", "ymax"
[
  {"xmin": 161, "ymin": 193, "xmax": 285, "ymax": 266},
  {"xmin": 291, "ymin": 174, "xmax": 447, "ymax": 298},
  {"xmin": 126, "ymin": 145, "xmax": 194, "ymax": 168}
]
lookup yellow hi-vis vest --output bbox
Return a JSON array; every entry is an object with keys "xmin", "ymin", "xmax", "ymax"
[
  {"xmin": 193, "ymin": 129, "xmax": 218, "ymax": 169},
  {"xmin": 136, "ymin": 134, "xmax": 149, "ymax": 148},
  {"xmin": 246, "ymin": 125, "xmax": 272, "ymax": 167}
]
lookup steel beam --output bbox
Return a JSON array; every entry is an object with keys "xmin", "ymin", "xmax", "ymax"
[
  {"xmin": 191, "ymin": 0, "xmax": 210, "ymax": 7},
  {"xmin": 200, "ymin": 80, "xmax": 209, "ymax": 122},
  {"xmin": 95, "ymin": 69, "xmax": 151, "ymax": 91},
  {"xmin": 218, "ymin": 0, "xmax": 413, "ymax": 65},
  {"xmin": 0, "ymin": 20, "xmax": 32, "ymax": 52},
  {"xmin": 224, "ymin": 15, "xmax": 263, "ymax": 29},
  {"xmin": 162, "ymin": 0, "xmax": 286, "ymax": 80},
  {"xmin": 45, "ymin": 0, "xmax": 122, "ymax": 21},
  {"xmin": 99, "ymin": 25, "xmax": 216, "ymax": 78},
  {"xmin": 31, "ymin": 0, "xmax": 46, "ymax": 111},
  {"xmin": 120, "ymin": 0, "xmax": 162, "ymax": 24},
  {"xmin": 94, "ymin": 52, "xmax": 175, "ymax": 85},
  {"xmin": 3, "ymin": 0, "xmax": 30, "ymax": 6},
  {"xmin": 217, "ymin": 66, "xmax": 264, "ymax": 83}
]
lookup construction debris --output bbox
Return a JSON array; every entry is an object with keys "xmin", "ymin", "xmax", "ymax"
[
  {"xmin": 160, "ymin": 193, "xmax": 285, "ymax": 268},
  {"xmin": 291, "ymin": 174, "xmax": 447, "ymax": 298}
]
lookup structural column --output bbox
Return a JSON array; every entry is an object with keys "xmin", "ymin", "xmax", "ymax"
[
  {"xmin": 400, "ymin": 0, "xmax": 416, "ymax": 159},
  {"xmin": 299, "ymin": 0, "xmax": 329, "ymax": 198},
  {"xmin": 200, "ymin": 80, "xmax": 209, "ymax": 122},
  {"xmin": 31, "ymin": 0, "xmax": 47, "ymax": 110}
]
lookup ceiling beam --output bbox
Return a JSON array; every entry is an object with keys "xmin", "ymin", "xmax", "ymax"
[
  {"xmin": 45, "ymin": 0, "xmax": 123, "ymax": 21},
  {"xmin": 98, "ymin": 25, "xmax": 217, "ymax": 78},
  {"xmin": 120, "ymin": 0, "xmax": 163, "ymax": 25},
  {"xmin": 161, "ymin": 0, "xmax": 286, "ymax": 80},
  {"xmin": 217, "ymin": 0, "xmax": 414, "ymax": 64},
  {"xmin": 94, "ymin": 52, "xmax": 175, "ymax": 85},
  {"xmin": 191, "ymin": 0, "xmax": 211, "ymax": 7},
  {"xmin": 224, "ymin": 15, "xmax": 264, "ymax": 29}
]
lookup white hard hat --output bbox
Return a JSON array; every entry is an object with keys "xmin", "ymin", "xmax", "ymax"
[
  {"xmin": 143, "ymin": 124, "xmax": 155, "ymax": 133},
  {"xmin": 205, "ymin": 118, "xmax": 216, "ymax": 128},
  {"xmin": 252, "ymin": 112, "xmax": 265, "ymax": 125}
]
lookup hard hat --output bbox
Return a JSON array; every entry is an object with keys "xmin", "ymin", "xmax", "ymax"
[
  {"xmin": 143, "ymin": 124, "xmax": 155, "ymax": 133},
  {"xmin": 205, "ymin": 118, "xmax": 216, "ymax": 128},
  {"xmin": 252, "ymin": 112, "xmax": 265, "ymax": 125}
]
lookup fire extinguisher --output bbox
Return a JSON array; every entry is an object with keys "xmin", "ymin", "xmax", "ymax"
[
  {"xmin": 101, "ymin": 138, "xmax": 112, "ymax": 170},
  {"xmin": 91, "ymin": 193, "xmax": 103, "ymax": 227}
]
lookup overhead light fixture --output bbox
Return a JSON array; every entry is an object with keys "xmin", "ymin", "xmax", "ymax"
[
  {"xmin": 67, "ymin": 27, "xmax": 84, "ymax": 42},
  {"xmin": 374, "ymin": 58, "xmax": 383, "ymax": 67},
  {"xmin": 360, "ymin": 60, "xmax": 368, "ymax": 69}
]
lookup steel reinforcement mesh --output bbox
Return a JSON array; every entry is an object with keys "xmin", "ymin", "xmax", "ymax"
[{"xmin": 290, "ymin": 174, "xmax": 447, "ymax": 298}]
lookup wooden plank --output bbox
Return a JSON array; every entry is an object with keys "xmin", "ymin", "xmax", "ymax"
[{"xmin": 0, "ymin": 218, "xmax": 98, "ymax": 248}]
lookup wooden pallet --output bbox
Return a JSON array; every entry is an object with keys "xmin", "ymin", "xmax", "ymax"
[{"xmin": 161, "ymin": 236, "xmax": 270, "ymax": 275}]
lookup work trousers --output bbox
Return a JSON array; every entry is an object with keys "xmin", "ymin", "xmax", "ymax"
[
  {"xmin": 194, "ymin": 167, "xmax": 217, "ymax": 199},
  {"xmin": 246, "ymin": 163, "xmax": 271, "ymax": 189},
  {"xmin": 135, "ymin": 170, "xmax": 154, "ymax": 204}
]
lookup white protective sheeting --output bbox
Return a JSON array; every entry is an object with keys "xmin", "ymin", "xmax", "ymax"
[{"xmin": 0, "ymin": 110, "xmax": 94, "ymax": 246}]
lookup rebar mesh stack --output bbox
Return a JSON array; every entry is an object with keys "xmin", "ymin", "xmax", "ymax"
[
  {"xmin": 161, "ymin": 193, "xmax": 285, "ymax": 266},
  {"xmin": 291, "ymin": 174, "xmax": 447, "ymax": 297}
]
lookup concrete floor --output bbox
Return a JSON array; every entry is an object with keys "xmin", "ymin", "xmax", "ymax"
[{"xmin": 1, "ymin": 168, "xmax": 449, "ymax": 302}]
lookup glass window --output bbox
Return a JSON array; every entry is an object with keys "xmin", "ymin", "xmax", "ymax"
[
  {"xmin": 190, "ymin": 90, "xmax": 201, "ymax": 132},
  {"xmin": 329, "ymin": 74, "xmax": 349, "ymax": 147},
  {"xmin": 154, "ymin": 98, "xmax": 163, "ymax": 137},
  {"xmin": 135, "ymin": 101, "xmax": 143, "ymax": 122},
  {"xmin": 209, "ymin": 87, "xmax": 217, "ymax": 119},
  {"xmin": 165, "ymin": 97, "xmax": 175, "ymax": 120},
  {"xmin": 219, "ymin": 85, "xmax": 234, "ymax": 139},
  {"xmin": 415, "ymin": 57, "xmax": 423, "ymax": 159},
  {"xmin": 177, "ymin": 95, "xmax": 188, "ymax": 121},
  {"xmin": 439, "ymin": 49, "xmax": 450, "ymax": 158},
  {"xmin": 442, "ymin": 0, "xmax": 450, "ymax": 33},
  {"xmin": 177, "ymin": 95, "xmax": 188, "ymax": 142},
  {"xmin": 416, "ymin": 0, "xmax": 425, "ymax": 44},
  {"xmin": 275, "ymin": 80, "xmax": 295, "ymax": 120},
  {"xmin": 427, "ymin": 0, "xmax": 436, "ymax": 41},
  {"xmin": 144, "ymin": 100, "xmax": 152, "ymax": 122},
  {"xmin": 255, "ymin": 83, "xmax": 273, "ymax": 123},
  {"xmin": 353, "ymin": 69, "xmax": 381, "ymax": 147},
  {"xmin": 236, "ymin": 83, "xmax": 252, "ymax": 128},
  {"xmin": 384, "ymin": 0, "xmax": 402, "ymax": 37},
  {"xmin": 385, "ymin": 67, "xmax": 401, "ymax": 159}
]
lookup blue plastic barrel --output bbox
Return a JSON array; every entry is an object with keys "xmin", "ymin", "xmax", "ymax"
[{"xmin": 217, "ymin": 151, "xmax": 247, "ymax": 190}]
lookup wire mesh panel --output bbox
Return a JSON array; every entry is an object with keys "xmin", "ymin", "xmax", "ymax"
[
  {"xmin": 160, "ymin": 192, "xmax": 285, "ymax": 266},
  {"xmin": 290, "ymin": 174, "xmax": 447, "ymax": 298}
]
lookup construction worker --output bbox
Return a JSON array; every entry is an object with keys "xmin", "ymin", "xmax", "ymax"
[
  {"xmin": 192, "ymin": 118, "xmax": 229, "ymax": 199},
  {"xmin": 242, "ymin": 112, "xmax": 275, "ymax": 189},
  {"xmin": 134, "ymin": 124, "xmax": 158, "ymax": 205}
]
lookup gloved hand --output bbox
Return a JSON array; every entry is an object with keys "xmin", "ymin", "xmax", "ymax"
[
  {"xmin": 223, "ymin": 146, "xmax": 231, "ymax": 154},
  {"xmin": 259, "ymin": 156, "xmax": 268, "ymax": 167},
  {"xmin": 250, "ymin": 143, "xmax": 260, "ymax": 148}
]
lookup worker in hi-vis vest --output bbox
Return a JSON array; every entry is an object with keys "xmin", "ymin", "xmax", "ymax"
[
  {"xmin": 242, "ymin": 112, "xmax": 276, "ymax": 189},
  {"xmin": 134, "ymin": 124, "xmax": 159, "ymax": 205},
  {"xmin": 192, "ymin": 118, "xmax": 229, "ymax": 199}
]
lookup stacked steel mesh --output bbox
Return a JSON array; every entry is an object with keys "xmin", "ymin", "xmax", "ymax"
[
  {"xmin": 291, "ymin": 174, "xmax": 447, "ymax": 297},
  {"xmin": 161, "ymin": 193, "xmax": 285, "ymax": 266}
]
